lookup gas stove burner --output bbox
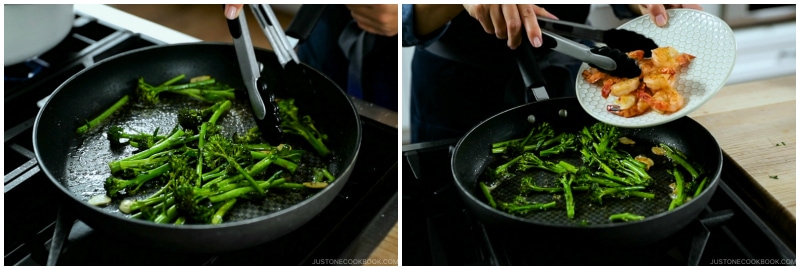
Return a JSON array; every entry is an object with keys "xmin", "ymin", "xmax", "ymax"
[{"xmin": 4, "ymin": 58, "xmax": 50, "ymax": 83}]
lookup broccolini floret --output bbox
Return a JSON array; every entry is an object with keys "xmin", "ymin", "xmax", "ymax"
[
  {"xmin": 277, "ymin": 98, "xmax": 331, "ymax": 157},
  {"xmin": 136, "ymin": 74, "xmax": 236, "ymax": 104}
]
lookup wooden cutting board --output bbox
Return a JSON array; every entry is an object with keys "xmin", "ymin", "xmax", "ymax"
[{"xmin": 688, "ymin": 75, "xmax": 796, "ymax": 240}]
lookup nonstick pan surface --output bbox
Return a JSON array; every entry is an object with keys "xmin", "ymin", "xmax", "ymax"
[{"xmin": 451, "ymin": 97, "xmax": 722, "ymax": 247}]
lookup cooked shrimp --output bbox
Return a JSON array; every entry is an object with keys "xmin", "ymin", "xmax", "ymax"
[
  {"xmin": 609, "ymin": 77, "xmax": 640, "ymax": 96},
  {"xmin": 609, "ymin": 90, "xmax": 651, "ymax": 118},
  {"xmin": 601, "ymin": 77, "xmax": 623, "ymax": 98},
  {"xmin": 642, "ymin": 73, "xmax": 673, "ymax": 91},
  {"xmin": 676, "ymin": 53, "xmax": 696, "ymax": 67},
  {"xmin": 641, "ymin": 88, "xmax": 685, "ymax": 114},
  {"xmin": 582, "ymin": 67, "xmax": 610, "ymax": 84},
  {"xmin": 615, "ymin": 94, "xmax": 637, "ymax": 110},
  {"xmin": 583, "ymin": 46, "xmax": 695, "ymax": 118},
  {"xmin": 651, "ymin": 47, "xmax": 681, "ymax": 68},
  {"xmin": 651, "ymin": 47, "xmax": 695, "ymax": 74},
  {"xmin": 627, "ymin": 50, "xmax": 645, "ymax": 61}
]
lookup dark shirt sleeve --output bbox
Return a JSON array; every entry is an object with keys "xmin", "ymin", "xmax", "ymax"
[
  {"xmin": 401, "ymin": 4, "xmax": 450, "ymax": 47},
  {"xmin": 610, "ymin": 4, "xmax": 639, "ymax": 20}
]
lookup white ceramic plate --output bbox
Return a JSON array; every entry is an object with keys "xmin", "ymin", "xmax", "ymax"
[{"xmin": 575, "ymin": 9, "xmax": 736, "ymax": 128}]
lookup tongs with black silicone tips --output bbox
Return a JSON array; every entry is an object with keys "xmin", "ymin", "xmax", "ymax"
[
  {"xmin": 539, "ymin": 30, "xmax": 641, "ymax": 79},
  {"xmin": 226, "ymin": 5, "xmax": 283, "ymax": 144},
  {"xmin": 537, "ymin": 17, "xmax": 659, "ymax": 58}
]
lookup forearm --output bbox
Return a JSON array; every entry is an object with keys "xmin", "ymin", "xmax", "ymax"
[{"xmin": 413, "ymin": 4, "xmax": 464, "ymax": 36}]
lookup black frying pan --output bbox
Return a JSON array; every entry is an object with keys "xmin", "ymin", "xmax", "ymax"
[
  {"xmin": 450, "ymin": 97, "xmax": 722, "ymax": 247},
  {"xmin": 33, "ymin": 42, "xmax": 362, "ymax": 253}
]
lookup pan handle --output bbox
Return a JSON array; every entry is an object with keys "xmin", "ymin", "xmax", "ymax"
[
  {"xmin": 285, "ymin": 4, "xmax": 327, "ymax": 42},
  {"xmin": 515, "ymin": 31, "xmax": 556, "ymax": 102}
]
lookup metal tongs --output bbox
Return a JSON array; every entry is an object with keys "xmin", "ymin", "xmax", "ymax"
[
  {"xmin": 539, "ymin": 31, "xmax": 641, "ymax": 79},
  {"xmin": 249, "ymin": 4, "xmax": 306, "ymax": 82},
  {"xmin": 537, "ymin": 17, "xmax": 659, "ymax": 57},
  {"xmin": 227, "ymin": 4, "xmax": 306, "ymax": 144}
]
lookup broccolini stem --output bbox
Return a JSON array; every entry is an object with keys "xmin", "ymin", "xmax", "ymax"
[
  {"xmin": 306, "ymin": 134, "xmax": 331, "ymax": 157},
  {"xmin": 105, "ymin": 163, "xmax": 171, "ymax": 198},
  {"xmin": 275, "ymin": 182, "xmax": 305, "ymax": 189},
  {"xmin": 491, "ymin": 144, "xmax": 539, "ymax": 154},
  {"xmin": 211, "ymin": 198, "xmax": 237, "ymax": 224},
  {"xmin": 207, "ymin": 177, "xmax": 286, "ymax": 203},
  {"xmin": 225, "ymin": 156, "xmax": 265, "ymax": 194},
  {"xmin": 245, "ymin": 144, "xmax": 273, "ymax": 151},
  {"xmin": 130, "ymin": 195, "xmax": 174, "ymax": 214},
  {"xmin": 693, "ymin": 176, "xmax": 709, "ymax": 198},
  {"xmin": 251, "ymin": 151, "xmax": 298, "ymax": 173},
  {"xmin": 595, "ymin": 173, "xmax": 636, "ymax": 186},
  {"xmin": 561, "ymin": 174, "xmax": 575, "ymax": 219},
  {"xmin": 579, "ymin": 174, "xmax": 623, "ymax": 187},
  {"xmin": 174, "ymin": 89, "xmax": 236, "ymax": 103},
  {"xmin": 153, "ymin": 78, "xmax": 216, "ymax": 91},
  {"xmin": 154, "ymin": 204, "xmax": 179, "ymax": 224},
  {"xmin": 496, "ymin": 155, "xmax": 523, "ymax": 174},
  {"xmin": 115, "ymin": 128, "xmax": 185, "ymax": 163},
  {"xmin": 669, "ymin": 168, "xmax": 686, "ymax": 211},
  {"xmin": 205, "ymin": 153, "xmax": 278, "ymax": 188},
  {"xmin": 174, "ymin": 217, "xmax": 186, "ymax": 225},
  {"xmin": 479, "ymin": 182, "xmax": 497, "ymax": 208},
  {"xmin": 196, "ymin": 122, "xmax": 207, "ymax": 186},
  {"xmin": 201, "ymin": 167, "xmax": 224, "ymax": 180},
  {"xmin": 77, "ymin": 95, "xmax": 130, "ymax": 134},
  {"xmin": 627, "ymin": 191, "xmax": 655, "ymax": 199},
  {"xmin": 660, "ymin": 143, "xmax": 701, "ymax": 180},
  {"xmin": 521, "ymin": 176, "xmax": 563, "ymax": 193},
  {"xmin": 502, "ymin": 201, "xmax": 557, "ymax": 214},
  {"xmin": 557, "ymin": 161, "xmax": 579, "ymax": 174},
  {"xmin": 157, "ymin": 74, "xmax": 186, "ymax": 87},
  {"xmin": 621, "ymin": 159, "xmax": 651, "ymax": 181},
  {"xmin": 112, "ymin": 156, "xmax": 169, "ymax": 174},
  {"xmin": 201, "ymin": 175, "xmax": 227, "ymax": 189},
  {"xmin": 317, "ymin": 167, "xmax": 335, "ymax": 182},
  {"xmin": 609, "ymin": 212, "xmax": 645, "ymax": 222},
  {"xmin": 274, "ymin": 158, "xmax": 298, "ymax": 173},
  {"xmin": 208, "ymin": 100, "xmax": 232, "ymax": 124}
]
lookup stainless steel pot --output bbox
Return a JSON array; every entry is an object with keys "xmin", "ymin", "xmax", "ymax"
[{"xmin": 4, "ymin": 4, "xmax": 74, "ymax": 66}]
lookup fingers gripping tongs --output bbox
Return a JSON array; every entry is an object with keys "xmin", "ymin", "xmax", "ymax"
[{"xmin": 227, "ymin": 5, "xmax": 301, "ymax": 144}]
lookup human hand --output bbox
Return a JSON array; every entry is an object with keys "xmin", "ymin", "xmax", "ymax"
[
  {"xmin": 462, "ymin": 4, "xmax": 558, "ymax": 49},
  {"xmin": 224, "ymin": 4, "xmax": 245, "ymax": 20},
  {"xmin": 633, "ymin": 4, "xmax": 703, "ymax": 27},
  {"xmin": 345, "ymin": 4, "xmax": 398, "ymax": 36}
]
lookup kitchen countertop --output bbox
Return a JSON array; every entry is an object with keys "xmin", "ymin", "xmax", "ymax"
[{"xmin": 687, "ymin": 74, "xmax": 796, "ymax": 241}]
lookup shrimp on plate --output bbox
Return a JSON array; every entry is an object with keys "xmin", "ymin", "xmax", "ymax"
[{"xmin": 582, "ymin": 46, "xmax": 695, "ymax": 118}]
